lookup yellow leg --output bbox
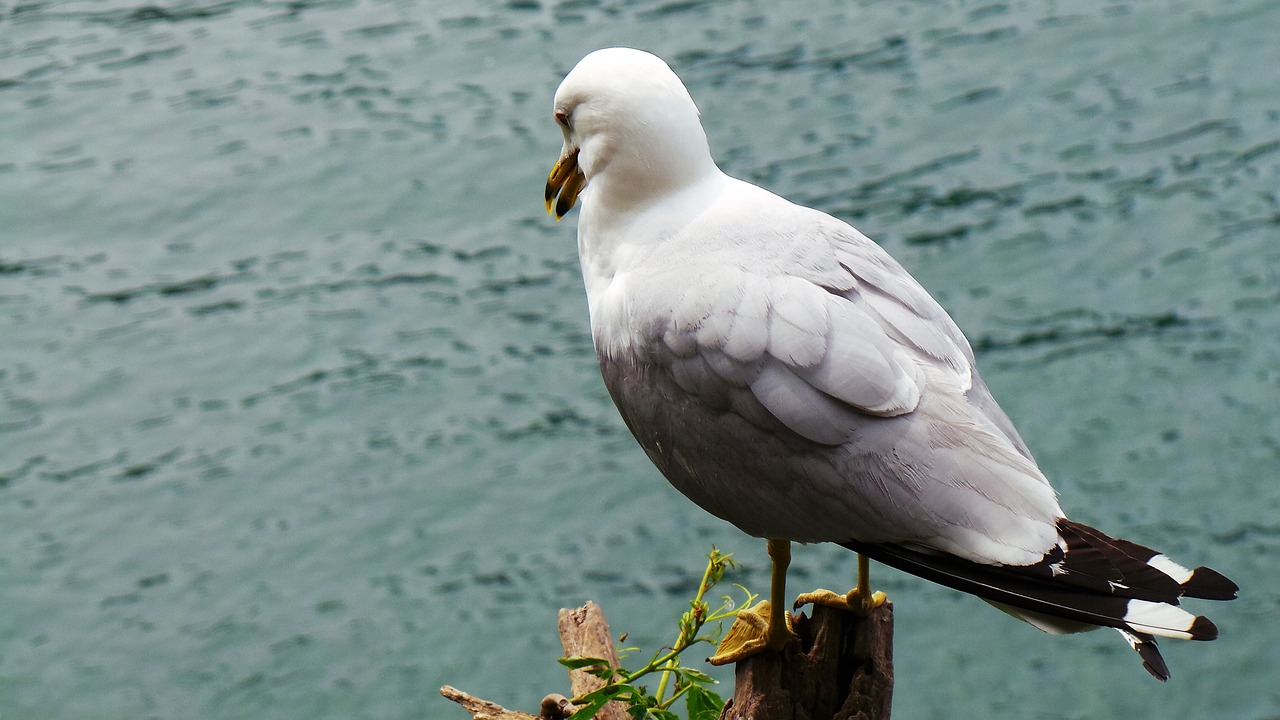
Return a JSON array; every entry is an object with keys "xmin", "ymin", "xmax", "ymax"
[
  {"xmin": 794, "ymin": 553, "xmax": 888, "ymax": 615},
  {"xmin": 708, "ymin": 539, "xmax": 794, "ymax": 665}
]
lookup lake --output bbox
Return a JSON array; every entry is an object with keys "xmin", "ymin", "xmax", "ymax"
[{"xmin": 2, "ymin": 0, "xmax": 1278, "ymax": 718}]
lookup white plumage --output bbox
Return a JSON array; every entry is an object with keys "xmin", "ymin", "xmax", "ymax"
[{"xmin": 545, "ymin": 47, "xmax": 1235, "ymax": 680}]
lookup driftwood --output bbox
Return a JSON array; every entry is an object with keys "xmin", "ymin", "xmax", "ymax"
[
  {"xmin": 439, "ymin": 685, "xmax": 542, "ymax": 720},
  {"xmin": 556, "ymin": 603, "xmax": 628, "ymax": 720},
  {"xmin": 441, "ymin": 600, "xmax": 624, "ymax": 720},
  {"xmin": 442, "ymin": 600, "xmax": 893, "ymax": 720}
]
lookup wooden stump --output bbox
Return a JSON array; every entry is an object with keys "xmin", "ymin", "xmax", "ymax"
[
  {"xmin": 718, "ymin": 603, "xmax": 894, "ymax": 720},
  {"xmin": 442, "ymin": 600, "xmax": 893, "ymax": 720}
]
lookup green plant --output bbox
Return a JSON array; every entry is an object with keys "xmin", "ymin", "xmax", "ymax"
[{"xmin": 557, "ymin": 547, "xmax": 756, "ymax": 720}]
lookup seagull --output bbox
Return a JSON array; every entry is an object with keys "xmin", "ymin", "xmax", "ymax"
[{"xmin": 543, "ymin": 47, "xmax": 1237, "ymax": 680}]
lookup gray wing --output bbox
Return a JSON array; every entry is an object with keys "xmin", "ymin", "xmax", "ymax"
[
  {"xmin": 657, "ymin": 221, "xmax": 967, "ymax": 446},
  {"xmin": 661, "ymin": 267, "xmax": 921, "ymax": 446},
  {"xmin": 629, "ymin": 215, "xmax": 1062, "ymax": 564},
  {"xmin": 823, "ymin": 222, "xmax": 1037, "ymax": 460}
]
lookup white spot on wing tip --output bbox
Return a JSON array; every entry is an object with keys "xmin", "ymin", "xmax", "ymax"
[
  {"xmin": 1147, "ymin": 554, "xmax": 1195, "ymax": 584},
  {"xmin": 1123, "ymin": 599, "xmax": 1196, "ymax": 640}
]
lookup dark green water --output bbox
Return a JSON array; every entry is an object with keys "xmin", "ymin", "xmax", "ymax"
[{"xmin": 3, "ymin": 1, "xmax": 1278, "ymax": 718}]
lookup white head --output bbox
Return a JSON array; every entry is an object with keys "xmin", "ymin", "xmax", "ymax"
[{"xmin": 544, "ymin": 48, "xmax": 717, "ymax": 220}]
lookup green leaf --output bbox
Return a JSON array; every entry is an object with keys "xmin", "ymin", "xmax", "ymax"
[
  {"xmin": 559, "ymin": 655, "xmax": 612, "ymax": 671},
  {"xmin": 587, "ymin": 666, "xmax": 619, "ymax": 681},
  {"xmin": 566, "ymin": 696, "xmax": 609, "ymax": 720},
  {"xmin": 685, "ymin": 685, "xmax": 725, "ymax": 720},
  {"xmin": 678, "ymin": 667, "xmax": 716, "ymax": 684},
  {"xmin": 566, "ymin": 685, "xmax": 635, "ymax": 720}
]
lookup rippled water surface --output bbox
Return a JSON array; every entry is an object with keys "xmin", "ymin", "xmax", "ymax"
[{"xmin": 3, "ymin": 1, "xmax": 1279, "ymax": 718}]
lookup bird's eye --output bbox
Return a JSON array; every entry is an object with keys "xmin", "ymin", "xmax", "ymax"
[{"xmin": 554, "ymin": 110, "xmax": 570, "ymax": 128}]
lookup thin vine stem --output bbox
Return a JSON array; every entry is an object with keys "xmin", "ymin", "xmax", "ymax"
[
  {"xmin": 653, "ymin": 547, "xmax": 724, "ymax": 702},
  {"xmin": 559, "ymin": 547, "xmax": 754, "ymax": 720}
]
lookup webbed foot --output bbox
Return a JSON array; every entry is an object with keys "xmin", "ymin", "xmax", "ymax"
[
  {"xmin": 794, "ymin": 587, "xmax": 887, "ymax": 615},
  {"xmin": 707, "ymin": 600, "xmax": 794, "ymax": 666}
]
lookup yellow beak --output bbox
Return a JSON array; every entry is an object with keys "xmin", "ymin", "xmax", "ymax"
[{"xmin": 544, "ymin": 147, "xmax": 586, "ymax": 220}]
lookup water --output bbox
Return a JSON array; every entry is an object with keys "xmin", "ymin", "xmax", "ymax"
[{"xmin": 3, "ymin": 0, "xmax": 1278, "ymax": 718}]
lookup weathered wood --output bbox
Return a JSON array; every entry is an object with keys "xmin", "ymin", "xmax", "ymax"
[
  {"xmin": 557, "ymin": 602, "xmax": 628, "ymax": 720},
  {"xmin": 442, "ymin": 601, "xmax": 627, "ymax": 720},
  {"xmin": 439, "ymin": 685, "xmax": 541, "ymax": 720},
  {"xmin": 718, "ymin": 603, "xmax": 894, "ymax": 720}
]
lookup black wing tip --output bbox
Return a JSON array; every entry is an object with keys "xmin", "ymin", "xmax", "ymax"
[
  {"xmin": 1183, "ymin": 566, "xmax": 1239, "ymax": 601},
  {"xmin": 1139, "ymin": 648, "xmax": 1171, "ymax": 682},
  {"xmin": 1124, "ymin": 631, "xmax": 1171, "ymax": 682},
  {"xmin": 1054, "ymin": 520, "xmax": 1184, "ymax": 602},
  {"xmin": 1188, "ymin": 615, "xmax": 1219, "ymax": 641},
  {"xmin": 1058, "ymin": 519, "xmax": 1240, "ymax": 603}
]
